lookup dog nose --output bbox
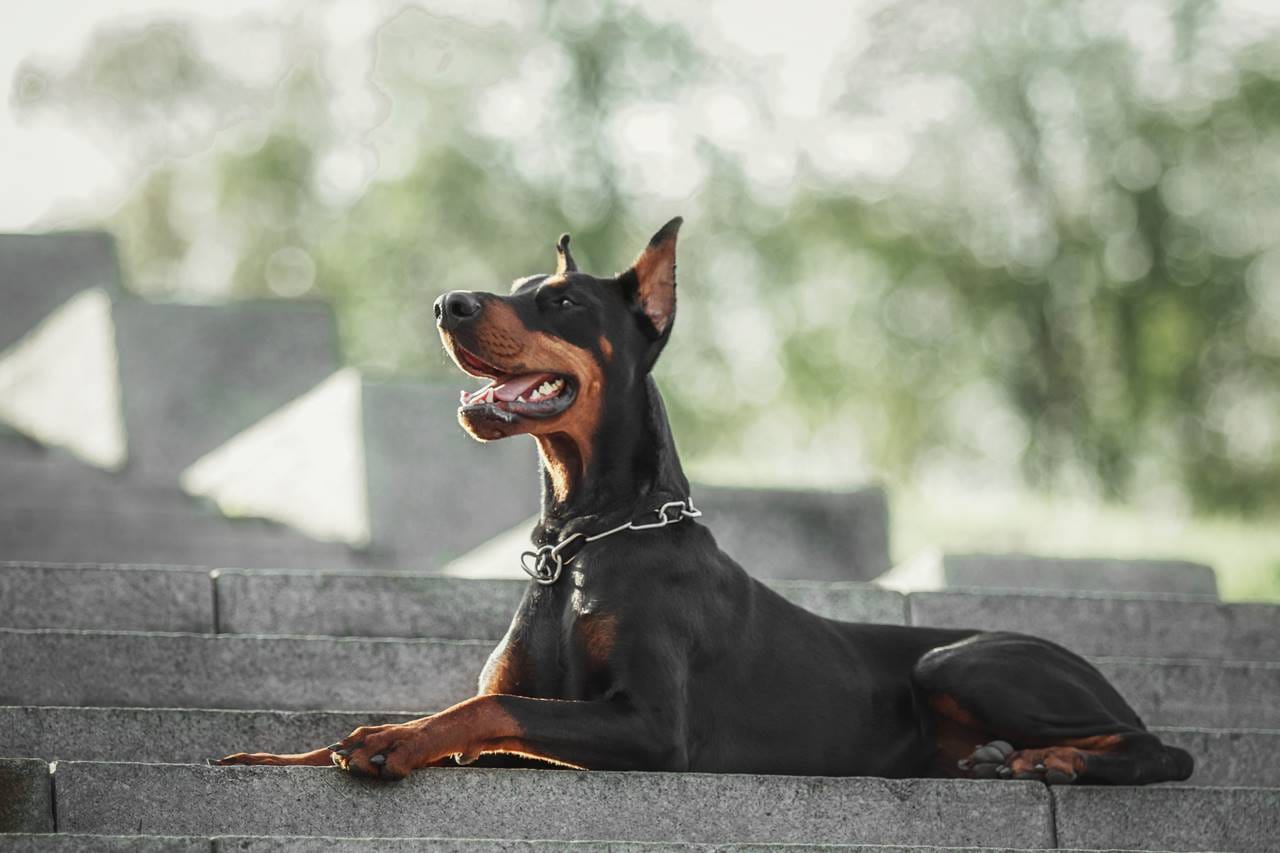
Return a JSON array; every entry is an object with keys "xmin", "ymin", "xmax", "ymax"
[{"xmin": 435, "ymin": 291, "xmax": 482, "ymax": 326}]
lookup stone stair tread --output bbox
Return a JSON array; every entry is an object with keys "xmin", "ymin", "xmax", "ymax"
[
  {"xmin": 5, "ymin": 563, "xmax": 1278, "ymax": 663},
  {"xmin": 214, "ymin": 569, "xmax": 908, "ymax": 639},
  {"xmin": 910, "ymin": 588, "xmax": 1280, "ymax": 660},
  {"xmin": 0, "ymin": 834, "xmax": 1202, "ymax": 853},
  {"xmin": 51, "ymin": 762, "xmax": 1058, "ymax": 848},
  {"xmin": 0, "ymin": 563, "xmax": 213, "ymax": 633},
  {"xmin": 0, "ymin": 628, "xmax": 488, "ymax": 713},
  {"xmin": 3, "ymin": 705, "xmax": 1274, "ymax": 788},
  {"xmin": 1, "ymin": 627, "xmax": 1274, "ymax": 726}
]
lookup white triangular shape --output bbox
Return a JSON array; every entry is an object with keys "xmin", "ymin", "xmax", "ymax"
[
  {"xmin": 0, "ymin": 288, "xmax": 127, "ymax": 469},
  {"xmin": 181, "ymin": 367, "xmax": 371, "ymax": 546}
]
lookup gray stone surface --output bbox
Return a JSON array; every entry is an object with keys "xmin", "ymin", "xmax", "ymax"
[
  {"xmin": 0, "ymin": 563, "xmax": 213, "ymax": 633},
  {"xmin": 213, "ymin": 840, "xmax": 1067, "ymax": 852},
  {"xmin": 1094, "ymin": 656, "xmax": 1280, "ymax": 728},
  {"xmin": 909, "ymin": 590, "xmax": 1280, "ymax": 660},
  {"xmin": 0, "ymin": 504, "xmax": 375, "ymax": 572},
  {"xmin": 0, "ymin": 629, "xmax": 489, "ymax": 712},
  {"xmin": 5, "ymin": 707, "xmax": 1275, "ymax": 788},
  {"xmin": 55, "ymin": 763, "xmax": 1054, "ymax": 848},
  {"xmin": 361, "ymin": 380, "xmax": 539, "ymax": 570},
  {"xmin": 0, "ymin": 706, "xmax": 417, "ymax": 764},
  {"xmin": 215, "ymin": 571, "xmax": 905, "ymax": 640},
  {"xmin": 696, "ymin": 485, "xmax": 891, "ymax": 582},
  {"xmin": 0, "ymin": 231, "xmax": 119, "ymax": 351},
  {"xmin": 1155, "ymin": 726, "xmax": 1280, "ymax": 788},
  {"xmin": 112, "ymin": 299, "xmax": 340, "ymax": 485},
  {"xmin": 768, "ymin": 581, "xmax": 906, "ymax": 625},
  {"xmin": 0, "ymin": 836, "xmax": 207, "ymax": 852},
  {"xmin": 941, "ymin": 554, "xmax": 1218, "ymax": 597},
  {"xmin": 1053, "ymin": 785, "xmax": 1280, "ymax": 853},
  {"xmin": 215, "ymin": 572, "xmax": 525, "ymax": 640},
  {"xmin": 0, "ymin": 758, "xmax": 52, "ymax": 833}
]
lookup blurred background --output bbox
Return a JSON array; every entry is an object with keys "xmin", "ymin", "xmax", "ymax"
[{"xmin": 3, "ymin": 0, "xmax": 1278, "ymax": 598}]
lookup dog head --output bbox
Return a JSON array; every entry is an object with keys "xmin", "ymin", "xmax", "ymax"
[{"xmin": 435, "ymin": 218, "xmax": 682, "ymax": 458}]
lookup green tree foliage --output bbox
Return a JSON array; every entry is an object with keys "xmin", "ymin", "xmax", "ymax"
[{"xmin": 12, "ymin": 0, "xmax": 1280, "ymax": 513}]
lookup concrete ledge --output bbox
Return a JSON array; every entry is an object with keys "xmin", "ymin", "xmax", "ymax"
[
  {"xmin": 0, "ymin": 835, "xmax": 1224, "ymax": 853},
  {"xmin": 215, "ymin": 570, "xmax": 905, "ymax": 640},
  {"xmin": 882, "ymin": 553, "xmax": 1218, "ymax": 597},
  {"xmin": 0, "ymin": 758, "xmax": 52, "ymax": 833},
  {"xmin": 0, "ymin": 563, "xmax": 213, "ymax": 633},
  {"xmin": 909, "ymin": 590, "xmax": 1280, "ymax": 660},
  {"xmin": 0, "ymin": 629, "xmax": 489, "ymax": 712},
  {"xmin": 1094, "ymin": 656, "xmax": 1280, "ymax": 728},
  {"xmin": 53, "ymin": 763, "xmax": 1054, "ymax": 848},
  {"xmin": 4, "ymin": 708, "xmax": 1274, "ymax": 788},
  {"xmin": 0, "ymin": 836, "xmax": 206, "ymax": 852},
  {"xmin": 696, "ymin": 485, "xmax": 891, "ymax": 582},
  {"xmin": 1157, "ymin": 727, "xmax": 1280, "ymax": 788},
  {"xmin": 1053, "ymin": 785, "xmax": 1279, "ymax": 853},
  {"xmin": 1, "ymin": 627, "xmax": 1269, "ymax": 727},
  {"xmin": 0, "ymin": 706, "xmax": 417, "ymax": 765}
]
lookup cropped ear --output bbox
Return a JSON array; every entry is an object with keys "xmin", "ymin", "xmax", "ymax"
[
  {"xmin": 623, "ymin": 217, "xmax": 682, "ymax": 337},
  {"xmin": 554, "ymin": 233, "xmax": 577, "ymax": 275}
]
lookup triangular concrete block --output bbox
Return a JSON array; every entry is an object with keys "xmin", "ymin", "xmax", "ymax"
[
  {"xmin": 181, "ymin": 367, "xmax": 370, "ymax": 546},
  {"xmin": 0, "ymin": 288, "xmax": 126, "ymax": 469}
]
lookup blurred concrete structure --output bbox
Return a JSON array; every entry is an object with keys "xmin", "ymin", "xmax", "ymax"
[{"xmin": 0, "ymin": 231, "xmax": 889, "ymax": 577}]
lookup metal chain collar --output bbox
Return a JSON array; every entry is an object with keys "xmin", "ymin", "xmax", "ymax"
[{"xmin": 519, "ymin": 498, "xmax": 702, "ymax": 586}]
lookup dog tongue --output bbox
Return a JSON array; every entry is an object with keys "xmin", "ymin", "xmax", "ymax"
[{"xmin": 493, "ymin": 373, "xmax": 555, "ymax": 402}]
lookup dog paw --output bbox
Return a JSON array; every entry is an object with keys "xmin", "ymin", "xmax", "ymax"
[
  {"xmin": 959, "ymin": 740, "xmax": 1082, "ymax": 785},
  {"xmin": 328, "ymin": 723, "xmax": 427, "ymax": 781}
]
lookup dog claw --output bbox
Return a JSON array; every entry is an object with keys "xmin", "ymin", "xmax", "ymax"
[
  {"xmin": 333, "ymin": 748, "xmax": 350, "ymax": 757},
  {"xmin": 957, "ymin": 758, "xmax": 974, "ymax": 771},
  {"xmin": 327, "ymin": 743, "xmax": 344, "ymax": 751},
  {"xmin": 1045, "ymin": 769, "xmax": 1076, "ymax": 785},
  {"xmin": 996, "ymin": 765, "xmax": 1013, "ymax": 778},
  {"xmin": 369, "ymin": 754, "xmax": 386, "ymax": 766},
  {"xmin": 972, "ymin": 762, "xmax": 1002, "ymax": 779}
]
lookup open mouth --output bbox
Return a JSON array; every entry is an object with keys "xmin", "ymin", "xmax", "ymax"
[{"xmin": 453, "ymin": 346, "xmax": 576, "ymax": 421}]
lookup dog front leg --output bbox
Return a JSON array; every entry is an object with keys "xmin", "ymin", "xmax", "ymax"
[{"xmin": 324, "ymin": 693, "xmax": 682, "ymax": 780}]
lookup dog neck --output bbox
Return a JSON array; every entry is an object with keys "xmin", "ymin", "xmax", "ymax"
[{"xmin": 535, "ymin": 374, "xmax": 689, "ymax": 532}]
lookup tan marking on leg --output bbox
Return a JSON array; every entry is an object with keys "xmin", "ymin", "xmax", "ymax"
[{"xmin": 598, "ymin": 335, "xmax": 613, "ymax": 362}]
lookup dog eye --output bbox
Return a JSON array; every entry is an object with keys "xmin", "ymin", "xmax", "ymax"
[{"xmin": 555, "ymin": 295, "xmax": 575, "ymax": 309}]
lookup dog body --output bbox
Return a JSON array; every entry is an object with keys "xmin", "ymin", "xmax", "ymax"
[{"xmin": 219, "ymin": 219, "xmax": 1193, "ymax": 786}]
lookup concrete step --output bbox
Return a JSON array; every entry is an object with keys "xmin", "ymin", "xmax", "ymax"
[
  {"xmin": 0, "ymin": 232, "xmax": 119, "ymax": 352},
  {"xmin": 51, "ymin": 762, "xmax": 1058, "ymax": 848},
  {"xmin": 361, "ymin": 380, "xmax": 540, "ymax": 567},
  {"xmin": 8, "ymin": 562, "xmax": 1277, "ymax": 662},
  {"xmin": 0, "ymin": 508, "xmax": 379, "ymax": 572},
  {"xmin": 1090, "ymin": 656, "xmax": 1280, "ymax": 728},
  {"xmin": 1052, "ymin": 784, "xmax": 1279, "ymax": 852},
  {"xmin": 0, "ymin": 628, "xmax": 1274, "ymax": 727},
  {"xmin": 910, "ymin": 589, "xmax": 1280, "ymax": 661},
  {"xmin": 0, "ymin": 837, "xmax": 1174, "ymax": 853},
  {"xmin": 214, "ymin": 570, "xmax": 908, "ymax": 639},
  {"xmin": 881, "ymin": 552, "xmax": 1219, "ymax": 597},
  {"xmin": 110, "ymin": 299, "xmax": 340, "ymax": 486},
  {"xmin": 3, "ymin": 706, "xmax": 1274, "ymax": 788},
  {"xmin": 0, "ymin": 563, "xmax": 213, "ymax": 633},
  {"xmin": 694, "ymin": 484, "xmax": 891, "ymax": 582},
  {"xmin": 0, "ymin": 629, "xmax": 489, "ymax": 713}
]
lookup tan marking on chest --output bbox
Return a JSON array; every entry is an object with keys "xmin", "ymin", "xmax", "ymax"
[
  {"xmin": 575, "ymin": 612, "xmax": 618, "ymax": 670},
  {"xmin": 478, "ymin": 633, "xmax": 527, "ymax": 695}
]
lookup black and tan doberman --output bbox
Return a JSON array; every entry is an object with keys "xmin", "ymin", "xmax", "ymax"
[{"xmin": 217, "ymin": 219, "xmax": 1194, "ymax": 786}]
